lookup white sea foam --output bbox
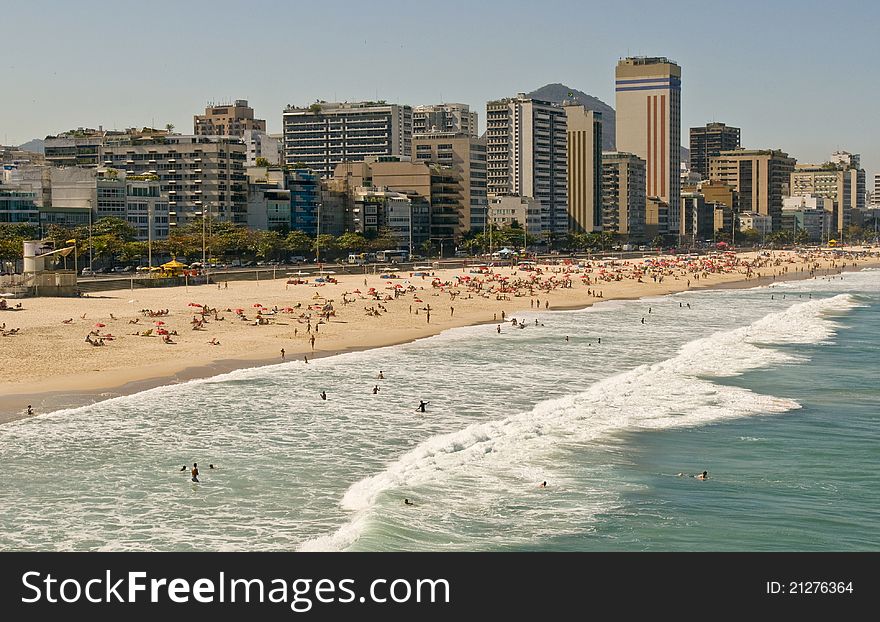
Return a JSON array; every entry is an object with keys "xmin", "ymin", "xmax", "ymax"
[{"xmin": 301, "ymin": 294, "xmax": 858, "ymax": 551}]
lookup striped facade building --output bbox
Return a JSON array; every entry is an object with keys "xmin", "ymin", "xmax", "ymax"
[{"xmin": 614, "ymin": 57, "xmax": 681, "ymax": 237}]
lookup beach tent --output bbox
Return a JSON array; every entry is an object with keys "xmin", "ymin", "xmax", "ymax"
[{"xmin": 159, "ymin": 259, "xmax": 188, "ymax": 276}]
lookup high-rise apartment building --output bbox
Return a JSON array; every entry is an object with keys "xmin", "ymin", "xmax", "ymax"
[
  {"xmin": 486, "ymin": 95, "xmax": 568, "ymax": 234},
  {"xmin": 790, "ymin": 164, "xmax": 856, "ymax": 233},
  {"xmin": 709, "ymin": 149, "xmax": 796, "ymax": 231},
  {"xmin": 615, "ymin": 57, "xmax": 681, "ymax": 236},
  {"xmin": 101, "ymin": 135, "xmax": 247, "ymax": 227},
  {"xmin": 564, "ymin": 105, "xmax": 603, "ymax": 233},
  {"xmin": 601, "ymin": 152, "xmax": 646, "ymax": 239},
  {"xmin": 873, "ymin": 174, "xmax": 880, "ymax": 207},
  {"xmin": 282, "ymin": 101, "xmax": 413, "ymax": 178},
  {"xmin": 689, "ymin": 122, "xmax": 741, "ymax": 180},
  {"xmin": 412, "ymin": 132, "xmax": 487, "ymax": 235},
  {"xmin": 413, "ymin": 104, "xmax": 478, "ymax": 137},
  {"xmin": 333, "ymin": 157, "xmax": 461, "ymax": 244},
  {"xmin": 194, "ymin": 100, "xmax": 266, "ymax": 137}
]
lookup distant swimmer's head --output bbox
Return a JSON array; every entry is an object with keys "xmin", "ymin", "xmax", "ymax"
[{"xmin": 209, "ymin": 464, "xmax": 215, "ymax": 469}]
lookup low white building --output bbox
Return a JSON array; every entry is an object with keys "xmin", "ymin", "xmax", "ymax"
[
  {"xmin": 738, "ymin": 211, "xmax": 772, "ymax": 235},
  {"xmin": 488, "ymin": 195, "xmax": 543, "ymax": 237}
]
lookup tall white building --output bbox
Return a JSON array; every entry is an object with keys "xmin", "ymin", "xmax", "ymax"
[
  {"xmin": 486, "ymin": 95, "xmax": 568, "ymax": 234},
  {"xmin": 413, "ymin": 103, "xmax": 478, "ymax": 137},
  {"xmin": 873, "ymin": 174, "xmax": 880, "ymax": 206},
  {"xmin": 282, "ymin": 101, "xmax": 413, "ymax": 178},
  {"xmin": 615, "ymin": 56, "xmax": 682, "ymax": 236},
  {"xmin": 243, "ymin": 130, "xmax": 282, "ymax": 167}
]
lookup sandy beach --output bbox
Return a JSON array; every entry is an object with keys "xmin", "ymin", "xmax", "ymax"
[{"xmin": 2, "ymin": 248, "xmax": 877, "ymax": 422}]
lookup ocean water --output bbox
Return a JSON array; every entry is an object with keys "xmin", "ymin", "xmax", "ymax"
[{"xmin": 0, "ymin": 269, "xmax": 878, "ymax": 552}]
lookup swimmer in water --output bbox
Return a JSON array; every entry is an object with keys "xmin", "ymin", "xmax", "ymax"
[
  {"xmin": 209, "ymin": 464, "xmax": 216, "ymax": 469},
  {"xmin": 320, "ymin": 390, "xmax": 327, "ymax": 400},
  {"xmin": 404, "ymin": 498, "xmax": 415, "ymax": 506},
  {"xmin": 539, "ymin": 481, "xmax": 547, "ymax": 488},
  {"xmin": 180, "ymin": 465, "xmax": 187, "ymax": 472},
  {"xmin": 416, "ymin": 400, "xmax": 428, "ymax": 413},
  {"xmin": 378, "ymin": 371, "xmax": 385, "ymax": 379},
  {"xmin": 696, "ymin": 470, "xmax": 708, "ymax": 480},
  {"xmin": 372, "ymin": 385, "xmax": 380, "ymax": 394},
  {"xmin": 191, "ymin": 462, "xmax": 200, "ymax": 483}
]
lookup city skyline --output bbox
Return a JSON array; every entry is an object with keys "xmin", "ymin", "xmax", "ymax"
[{"xmin": 2, "ymin": 0, "xmax": 877, "ymax": 180}]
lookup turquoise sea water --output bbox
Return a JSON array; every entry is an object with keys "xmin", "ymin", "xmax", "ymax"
[{"xmin": 0, "ymin": 269, "xmax": 877, "ymax": 551}]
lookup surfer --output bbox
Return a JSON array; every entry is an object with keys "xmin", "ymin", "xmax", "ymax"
[{"xmin": 191, "ymin": 462, "xmax": 200, "ymax": 483}]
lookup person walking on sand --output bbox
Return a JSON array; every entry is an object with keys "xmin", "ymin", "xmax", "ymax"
[
  {"xmin": 191, "ymin": 463, "xmax": 200, "ymax": 483},
  {"xmin": 280, "ymin": 348, "xmax": 285, "ymax": 360},
  {"xmin": 310, "ymin": 334, "xmax": 315, "ymax": 350}
]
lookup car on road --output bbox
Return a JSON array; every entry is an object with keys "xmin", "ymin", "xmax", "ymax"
[{"xmin": 81, "ymin": 268, "xmax": 95, "ymax": 276}]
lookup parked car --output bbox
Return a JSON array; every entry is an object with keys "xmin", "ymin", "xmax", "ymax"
[{"xmin": 81, "ymin": 268, "xmax": 95, "ymax": 276}]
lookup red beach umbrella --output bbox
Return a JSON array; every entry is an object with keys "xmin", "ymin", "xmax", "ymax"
[
  {"xmin": 154, "ymin": 320, "xmax": 165, "ymax": 325},
  {"xmin": 94, "ymin": 322, "xmax": 106, "ymax": 327}
]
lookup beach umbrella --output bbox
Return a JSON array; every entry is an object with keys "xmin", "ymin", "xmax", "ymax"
[
  {"xmin": 253, "ymin": 303, "xmax": 263, "ymax": 308},
  {"xmin": 154, "ymin": 320, "xmax": 165, "ymax": 325},
  {"xmin": 94, "ymin": 322, "xmax": 106, "ymax": 327},
  {"xmin": 188, "ymin": 302, "xmax": 202, "ymax": 307},
  {"xmin": 234, "ymin": 308, "xmax": 244, "ymax": 314}
]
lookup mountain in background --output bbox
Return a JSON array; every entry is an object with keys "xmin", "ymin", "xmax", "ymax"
[
  {"xmin": 528, "ymin": 83, "xmax": 616, "ymax": 151},
  {"xmin": 16, "ymin": 139, "xmax": 45, "ymax": 154},
  {"xmin": 527, "ymin": 83, "xmax": 689, "ymax": 164}
]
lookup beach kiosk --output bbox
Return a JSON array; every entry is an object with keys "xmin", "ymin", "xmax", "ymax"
[{"xmin": 159, "ymin": 259, "xmax": 188, "ymax": 277}]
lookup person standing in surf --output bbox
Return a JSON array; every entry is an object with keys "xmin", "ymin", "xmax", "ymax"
[{"xmin": 191, "ymin": 462, "xmax": 200, "ymax": 483}]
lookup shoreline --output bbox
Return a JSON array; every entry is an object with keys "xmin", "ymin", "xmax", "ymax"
[{"xmin": 2, "ymin": 254, "xmax": 876, "ymax": 424}]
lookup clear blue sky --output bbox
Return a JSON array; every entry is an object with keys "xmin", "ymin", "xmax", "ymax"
[{"xmin": 3, "ymin": 0, "xmax": 877, "ymax": 179}]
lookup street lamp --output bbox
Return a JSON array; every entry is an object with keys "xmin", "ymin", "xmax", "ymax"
[
  {"xmin": 87, "ymin": 199, "xmax": 93, "ymax": 271},
  {"xmin": 315, "ymin": 201, "xmax": 321, "ymax": 265}
]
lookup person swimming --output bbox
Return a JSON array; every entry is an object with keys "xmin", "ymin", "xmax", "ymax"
[
  {"xmin": 378, "ymin": 371, "xmax": 385, "ymax": 379},
  {"xmin": 191, "ymin": 462, "xmax": 200, "ymax": 483},
  {"xmin": 209, "ymin": 464, "xmax": 216, "ymax": 469},
  {"xmin": 372, "ymin": 385, "xmax": 380, "ymax": 394},
  {"xmin": 539, "ymin": 481, "xmax": 547, "ymax": 488},
  {"xmin": 27, "ymin": 404, "xmax": 34, "ymax": 416},
  {"xmin": 696, "ymin": 470, "xmax": 708, "ymax": 480},
  {"xmin": 404, "ymin": 498, "xmax": 415, "ymax": 506},
  {"xmin": 320, "ymin": 390, "xmax": 327, "ymax": 400},
  {"xmin": 180, "ymin": 465, "xmax": 187, "ymax": 472},
  {"xmin": 416, "ymin": 400, "xmax": 428, "ymax": 412}
]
